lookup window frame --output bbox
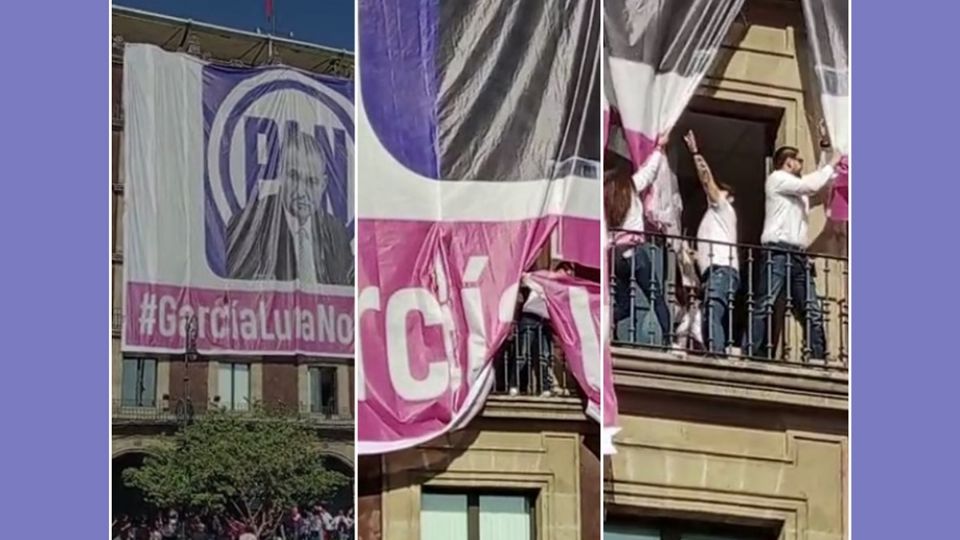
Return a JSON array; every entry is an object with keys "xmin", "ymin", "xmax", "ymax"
[
  {"xmin": 604, "ymin": 515, "xmax": 778, "ymax": 540},
  {"xmin": 421, "ymin": 488, "xmax": 537, "ymax": 540},
  {"xmin": 307, "ymin": 364, "xmax": 339, "ymax": 415},
  {"xmin": 218, "ymin": 361, "xmax": 251, "ymax": 411},
  {"xmin": 120, "ymin": 355, "xmax": 157, "ymax": 408}
]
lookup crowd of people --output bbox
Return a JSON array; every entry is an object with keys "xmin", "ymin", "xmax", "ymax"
[
  {"xmin": 605, "ymin": 121, "xmax": 844, "ymax": 360},
  {"xmin": 112, "ymin": 505, "xmax": 354, "ymax": 540}
]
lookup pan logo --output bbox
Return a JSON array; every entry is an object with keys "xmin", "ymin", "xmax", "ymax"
[{"xmin": 202, "ymin": 68, "xmax": 354, "ymax": 277}]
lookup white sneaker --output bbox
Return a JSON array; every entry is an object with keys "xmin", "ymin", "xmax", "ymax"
[
  {"xmin": 508, "ymin": 387, "xmax": 519, "ymax": 396},
  {"xmin": 540, "ymin": 389, "xmax": 552, "ymax": 397}
]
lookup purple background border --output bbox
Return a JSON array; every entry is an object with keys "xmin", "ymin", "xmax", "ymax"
[
  {"xmin": 0, "ymin": 1, "xmax": 956, "ymax": 537},
  {"xmin": 1, "ymin": 2, "xmax": 110, "ymax": 536},
  {"xmin": 851, "ymin": 1, "xmax": 960, "ymax": 537}
]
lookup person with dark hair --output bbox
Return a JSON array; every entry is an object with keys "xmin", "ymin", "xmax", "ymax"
[
  {"xmin": 746, "ymin": 144, "xmax": 842, "ymax": 359},
  {"xmin": 682, "ymin": 130, "xmax": 739, "ymax": 355},
  {"xmin": 604, "ymin": 136, "xmax": 671, "ymax": 346}
]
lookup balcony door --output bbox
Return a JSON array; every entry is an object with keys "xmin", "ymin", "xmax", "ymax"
[{"xmin": 670, "ymin": 98, "xmax": 782, "ymax": 349}]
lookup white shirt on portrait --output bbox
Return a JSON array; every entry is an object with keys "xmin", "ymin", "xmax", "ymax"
[{"xmin": 284, "ymin": 209, "xmax": 318, "ymax": 285}]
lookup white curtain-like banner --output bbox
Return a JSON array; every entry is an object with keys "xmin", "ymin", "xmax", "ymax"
[
  {"xmin": 604, "ymin": 0, "xmax": 745, "ymax": 235},
  {"xmin": 802, "ymin": 0, "xmax": 850, "ymax": 221}
]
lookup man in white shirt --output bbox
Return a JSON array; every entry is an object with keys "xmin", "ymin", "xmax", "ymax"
[
  {"xmin": 746, "ymin": 145, "xmax": 840, "ymax": 360},
  {"xmin": 683, "ymin": 130, "xmax": 739, "ymax": 354},
  {"xmin": 316, "ymin": 504, "xmax": 337, "ymax": 539}
]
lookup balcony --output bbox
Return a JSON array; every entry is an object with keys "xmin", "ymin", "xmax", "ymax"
[
  {"xmin": 112, "ymin": 398, "xmax": 352, "ymax": 427},
  {"xmin": 610, "ymin": 231, "xmax": 848, "ymax": 369},
  {"xmin": 484, "ymin": 320, "xmax": 589, "ymax": 422},
  {"xmin": 491, "ymin": 320, "xmax": 575, "ymax": 397}
]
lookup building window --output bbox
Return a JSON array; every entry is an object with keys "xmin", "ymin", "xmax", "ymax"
[
  {"xmin": 218, "ymin": 362, "xmax": 250, "ymax": 411},
  {"xmin": 421, "ymin": 491, "xmax": 534, "ymax": 540},
  {"xmin": 120, "ymin": 357, "xmax": 156, "ymax": 407},
  {"xmin": 308, "ymin": 365, "xmax": 338, "ymax": 415},
  {"xmin": 605, "ymin": 519, "xmax": 776, "ymax": 540}
]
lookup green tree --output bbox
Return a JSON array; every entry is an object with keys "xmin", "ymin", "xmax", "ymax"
[{"xmin": 124, "ymin": 407, "xmax": 348, "ymax": 537}]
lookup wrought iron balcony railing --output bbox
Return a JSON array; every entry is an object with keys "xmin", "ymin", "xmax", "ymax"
[
  {"xmin": 491, "ymin": 316, "xmax": 573, "ymax": 397},
  {"xmin": 609, "ymin": 230, "xmax": 848, "ymax": 368},
  {"xmin": 112, "ymin": 398, "xmax": 349, "ymax": 424}
]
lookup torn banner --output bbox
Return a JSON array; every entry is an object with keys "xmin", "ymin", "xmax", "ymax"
[
  {"xmin": 604, "ymin": 0, "xmax": 745, "ymax": 234},
  {"xmin": 524, "ymin": 271, "xmax": 620, "ymax": 455},
  {"xmin": 357, "ymin": 0, "xmax": 602, "ymax": 454},
  {"xmin": 802, "ymin": 0, "xmax": 850, "ymax": 222}
]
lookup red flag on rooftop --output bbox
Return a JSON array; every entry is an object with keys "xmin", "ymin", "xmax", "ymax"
[{"xmin": 265, "ymin": 0, "xmax": 274, "ymax": 21}]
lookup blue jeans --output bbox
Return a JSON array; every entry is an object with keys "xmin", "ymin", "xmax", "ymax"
[
  {"xmin": 701, "ymin": 265, "xmax": 739, "ymax": 354},
  {"xmin": 613, "ymin": 243, "xmax": 670, "ymax": 345},
  {"xmin": 512, "ymin": 313, "xmax": 554, "ymax": 391},
  {"xmin": 745, "ymin": 244, "xmax": 826, "ymax": 359}
]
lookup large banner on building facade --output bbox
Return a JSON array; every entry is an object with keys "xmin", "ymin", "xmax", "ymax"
[
  {"xmin": 357, "ymin": 0, "xmax": 601, "ymax": 454},
  {"xmin": 123, "ymin": 44, "xmax": 354, "ymax": 357}
]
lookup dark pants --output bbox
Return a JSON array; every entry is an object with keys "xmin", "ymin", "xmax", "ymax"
[
  {"xmin": 701, "ymin": 265, "xmax": 739, "ymax": 354},
  {"xmin": 613, "ymin": 243, "xmax": 670, "ymax": 345},
  {"xmin": 511, "ymin": 313, "xmax": 554, "ymax": 391},
  {"xmin": 745, "ymin": 243, "xmax": 826, "ymax": 359}
]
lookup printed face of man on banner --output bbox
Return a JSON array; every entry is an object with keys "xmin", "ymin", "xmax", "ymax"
[
  {"xmin": 281, "ymin": 131, "xmax": 328, "ymax": 224},
  {"xmin": 225, "ymin": 128, "xmax": 352, "ymax": 286}
]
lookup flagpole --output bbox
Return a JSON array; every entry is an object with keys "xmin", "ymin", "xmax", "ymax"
[{"xmin": 266, "ymin": 0, "xmax": 275, "ymax": 59}]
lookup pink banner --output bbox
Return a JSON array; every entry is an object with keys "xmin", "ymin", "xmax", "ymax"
[
  {"xmin": 556, "ymin": 216, "xmax": 602, "ymax": 269},
  {"xmin": 828, "ymin": 157, "xmax": 849, "ymax": 222},
  {"xmin": 356, "ymin": 218, "xmax": 555, "ymax": 454},
  {"xmin": 524, "ymin": 272, "xmax": 602, "ymax": 419},
  {"xmin": 524, "ymin": 271, "xmax": 616, "ymax": 454},
  {"xmin": 124, "ymin": 282, "xmax": 354, "ymax": 356}
]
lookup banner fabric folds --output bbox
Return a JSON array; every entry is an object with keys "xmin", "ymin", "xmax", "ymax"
[
  {"xmin": 802, "ymin": 0, "xmax": 850, "ymax": 222},
  {"xmin": 357, "ymin": 0, "xmax": 602, "ymax": 455}
]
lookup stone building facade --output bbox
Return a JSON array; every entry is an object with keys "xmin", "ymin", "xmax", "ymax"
[{"xmin": 358, "ymin": 395, "xmax": 601, "ymax": 540}]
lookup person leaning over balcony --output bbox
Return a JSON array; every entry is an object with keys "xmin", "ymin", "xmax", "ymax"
[
  {"xmin": 604, "ymin": 135, "xmax": 671, "ymax": 346},
  {"xmin": 682, "ymin": 129, "xmax": 740, "ymax": 355},
  {"xmin": 746, "ymin": 145, "xmax": 842, "ymax": 360},
  {"xmin": 510, "ymin": 262, "xmax": 573, "ymax": 396}
]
